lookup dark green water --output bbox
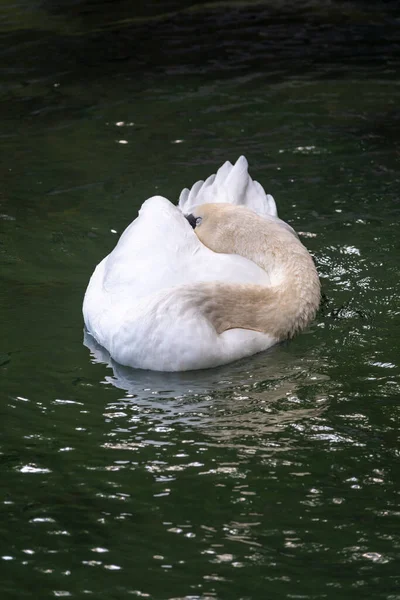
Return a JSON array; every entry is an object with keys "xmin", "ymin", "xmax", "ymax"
[{"xmin": 1, "ymin": 1, "xmax": 400, "ymax": 598}]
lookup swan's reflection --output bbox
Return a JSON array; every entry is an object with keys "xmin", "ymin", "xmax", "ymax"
[
  {"xmin": 84, "ymin": 331, "xmax": 329, "ymax": 441},
  {"xmin": 85, "ymin": 330, "xmax": 292, "ymax": 397}
]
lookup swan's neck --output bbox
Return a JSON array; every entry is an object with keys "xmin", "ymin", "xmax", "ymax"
[{"xmin": 197, "ymin": 216, "xmax": 320, "ymax": 339}]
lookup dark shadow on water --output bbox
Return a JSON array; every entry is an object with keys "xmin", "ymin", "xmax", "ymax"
[{"xmin": 2, "ymin": 0, "xmax": 400, "ymax": 103}]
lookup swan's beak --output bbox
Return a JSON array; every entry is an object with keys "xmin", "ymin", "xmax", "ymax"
[{"xmin": 185, "ymin": 214, "xmax": 197, "ymax": 229}]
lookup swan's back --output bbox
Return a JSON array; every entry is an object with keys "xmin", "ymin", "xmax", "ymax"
[{"xmin": 179, "ymin": 156, "xmax": 277, "ymax": 219}]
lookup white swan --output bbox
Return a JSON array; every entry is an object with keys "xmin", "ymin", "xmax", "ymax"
[{"xmin": 83, "ymin": 156, "xmax": 320, "ymax": 372}]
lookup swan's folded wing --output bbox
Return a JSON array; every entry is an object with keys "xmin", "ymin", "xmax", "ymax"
[
  {"xmin": 101, "ymin": 196, "xmax": 199, "ymax": 300},
  {"xmin": 178, "ymin": 156, "xmax": 277, "ymax": 219},
  {"xmin": 95, "ymin": 196, "xmax": 270, "ymax": 304}
]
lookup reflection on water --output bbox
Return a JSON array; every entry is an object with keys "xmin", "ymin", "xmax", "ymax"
[
  {"xmin": 84, "ymin": 330, "xmax": 325, "ymax": 398},
  {"xmin": 85, "ymin": 331, "xmax": 330, "ymax": 440}
]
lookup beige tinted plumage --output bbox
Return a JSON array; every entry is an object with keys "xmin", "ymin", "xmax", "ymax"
[{"xmin": 189, "ymin": 203, "xmax": 320, "ymax": 340}]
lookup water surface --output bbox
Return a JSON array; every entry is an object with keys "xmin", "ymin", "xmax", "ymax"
[{"xmin": 1, "ymin": 1, "xmax": 400, "ymax": 599}]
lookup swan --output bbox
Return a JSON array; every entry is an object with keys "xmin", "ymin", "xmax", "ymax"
[{"xmin": 83, "ymin": 156, "xmax": 320, "ymax": 372}]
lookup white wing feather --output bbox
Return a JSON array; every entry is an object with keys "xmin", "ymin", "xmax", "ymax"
[{"xmin": 178, "ymin": 155, "xmax": 277, "ymax": 218}]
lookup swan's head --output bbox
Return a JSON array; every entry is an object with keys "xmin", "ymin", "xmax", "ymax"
[
  {"xmin": 185, "ymin": 203, "xmax": 268, "ymax": 254},
  {"xmin": 186, "ymin": 202, "xmax": 294, "ymax": 256},
  {"xmin": 185, "ymin": 203, "xmax": 298, "ymax": 256}
]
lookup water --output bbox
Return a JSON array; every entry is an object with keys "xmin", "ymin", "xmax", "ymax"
[{"xmin": 1, "ymin": 1, "xmax": 400, "ymax": 598}]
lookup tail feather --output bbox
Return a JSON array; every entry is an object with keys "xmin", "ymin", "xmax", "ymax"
[
  {"xmin": 179, "ymin": 187, "xmax": 189, "ymax": 205},
  {"xmin": 202, "ymin": 173, "xmax": 216, "ymax": 190},
  {"xmin": 214, "ymin": 160, "xmax": 233, "ymax": 185},
  {"xmin": 188, "ymin": 179, "xmax": 204, "ymax": 204},
  {"xmin": 225, "ymin": 156, "xmax": 248, "ymax": 203},
  {"xmin": 178, "ymin": 156, "xmax": 277, "ymax": 218}
]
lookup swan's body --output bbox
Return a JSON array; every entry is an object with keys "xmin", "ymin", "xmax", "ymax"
[{"xmin": 83, "ymin": 157, "xmax": 320, "ymax": 371}]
